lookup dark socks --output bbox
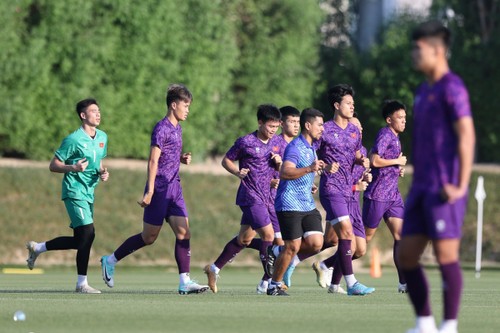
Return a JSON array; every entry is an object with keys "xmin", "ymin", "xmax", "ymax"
[
  {"xmin": 259, "ymin": 240, "xmax": 273, "ymax": 280},
  {"xmin": 393, "ymin": 240, "xmax": 406, "ymax": 284},
  {"xmin": 247, "ymin": 238, "xmax": 261, "ymax": 251},
  {"xmin": 440, "ymin": 262, "xmax": 463, "ymax": 320},
  {"xmin": 214, "ymin": 237, "xmax": 245, "ymax": 269},
  {"xmin": 175, "ymin": 239, "xmax": 191, "ymax": 274},
  {"xmin": 403, "ymin": 265, "xmax": 432, "ymax": 316},
  {"xmin": 114, "ymin": 233, "xmax": 146, "ymax": 261},
  {"xmin": 337, "ymin": 239, "xmax": 353, "ymax": 275}
]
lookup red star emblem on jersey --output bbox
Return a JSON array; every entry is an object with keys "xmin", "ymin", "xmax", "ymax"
[
  {"xmin": 272, "ymin": 146, "xmax": 280, "ymax": 152},
  {"xmin": 99, "ymin": 142, "xmax": 104, "ymax": 148},
  {"xmin": 350, "ymin": 133, "xmax": 357, "ymax": 138}
]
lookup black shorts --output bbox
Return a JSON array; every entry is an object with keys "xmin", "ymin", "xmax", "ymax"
[{"xmin": 277, "ymin": 209, "xmax": 323, "ymax": 241}]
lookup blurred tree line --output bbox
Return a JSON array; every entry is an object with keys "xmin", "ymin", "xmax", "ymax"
[{"xmin": 0, "ymin": 0, "xmax": 498, "ymax": 162}]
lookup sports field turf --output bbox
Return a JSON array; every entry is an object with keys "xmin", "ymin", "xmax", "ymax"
[{"xmin": 1, "ymin": 266, "xmax": 498, "ymax": 333}]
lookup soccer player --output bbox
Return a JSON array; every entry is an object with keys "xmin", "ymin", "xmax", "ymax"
[
  {"xmin": 362, "ymin": 100, "xmax": 408, "ymax": 293},
  {"xmin": 267, "ymin": 108, "xmax": 326, "ymax": 296},
  {"xmin": 399, "ymin": 21, "xmax": 475, "ymax": 333},
  {"xmin": 204, "ymin": 104, "xmax": 283, "ymax": 293},
  {"xmin": 245, "ymin": 106, "xmax": 300, "ymax": 291},
  {"xmin": 316, "ymin": 84, "xmax": 374, "ymax": 296},
  {"xmin": 26, "ymin": 98, "xmax": 109, "ymax": 294},
  {"xmin": 100, "ymin": 84, "xmax": 208, "ymax": 295},
  {"xmin": 320, "ymin": 114, "xmax": 372, "ymax": 294}
]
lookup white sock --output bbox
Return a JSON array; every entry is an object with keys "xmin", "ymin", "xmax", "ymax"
[
  {"xmin": 344, "ymin": 274, "xmax": 357, "ymax": 288},
  {"xmin": 77, "ymin": 275, "xmax": 88, "ymax": 287},
  {"xmin": 35, "ymin": 242, "xmax": 47, "ymax": 253},
  {"xmin": 416, "ymin": 316, "xmax": 437, "ymax": 331},
  {"xmin": 319, "ymin": 261, "xmax": 328, "ymax": 271},
  {"xmin": 272, "ymin": 245, "xmax": 281, "ymax": 257},
  {"xmin": 106, "ymin": 254, "xmax": 118, "ymax": 265},
  {"xmin": 211, "ymin": 264, "xmax": 220, "ymax": 275},
  {"xmin": 439, "ymin": 319, "xmax": 457, "ymax": 332},
  {"xmin": 179, "ymin": 273, "xmax": 190, "ymax": 284},
  {"xmin": 291, "ymin": 255, "xmax": 301, "ymax": 266}
]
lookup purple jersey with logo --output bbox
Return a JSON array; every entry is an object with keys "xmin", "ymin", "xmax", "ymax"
[
  {"xmin": 317, "ymin": 121, "xmax": 362, "ymax": 198},
  {"xmin": 226, "ymin": 131, "xmax": 283, "ymax": 206},
  {"xmin": 412, "ymin": 72, "xmax": 472, "ymax": 192},
  {"xmin": 271, "ymin": 134, "xmax": 290, "ymax": 196},
  {"xmin": 150, "ymin": 117, "xmax": 182, "ymax": 192},
  {"xmin": 364, "ymin": 127, "xmax": 402, "ymax": 201}
]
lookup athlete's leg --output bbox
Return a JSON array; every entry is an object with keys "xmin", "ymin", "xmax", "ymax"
[{"xmin": 386, "ymin": 216, "xmax": 405, "ymax": 286}]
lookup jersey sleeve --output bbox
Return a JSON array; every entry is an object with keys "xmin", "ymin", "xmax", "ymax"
[
  {"xmin": 225, "ymin": 137, "xmax": 244, "ymax": 161},
  {"xmin": 151, "ymin": 122, "xmax": 168, "ymax": 150},
  {"xmin": 445, "ymin": 77, "xmax": 472, "ymax": 121},
  {"xmin": 54, "ymin": 136, "xmax": 77, "ymax": 162},
  {"xmin": 283, "ymin": 144, "xmax": 300, "ymax": 166},
  {"xmin": 372, "ymin": 129, "xmax": 389, "ymax": 156}
]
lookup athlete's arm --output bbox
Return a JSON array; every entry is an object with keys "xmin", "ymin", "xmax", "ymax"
[
  {"xmin": 99, "ymin": 161, "xmax": 109, "ymax": 182},
  {"xmin": 442, "ymin": 116, "xmax": 475, "ymax": 203},
  {"xmin": 49, "ymin": 156, "xmax": 88, "ymax": 173},
  {"xmin": 280, "ymin": 160, "xmax": 324, "ymax": 180},
  {"xmin": 138, "ymin": 145, "xmax": 161, "ymax": 207},
  {"xmin": 354, "ymin": 150, "xmax": 370, "ymax": 168},
  {"xmin": 221, "ymin": 155, "xmax": 249, "ymax": 179},
  {"xmin": 371, "ymin": 152, "xmax": 407, "ymax": 168}
]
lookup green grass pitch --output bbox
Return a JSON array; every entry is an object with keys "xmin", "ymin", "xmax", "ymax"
[{"xmin": 1, "ymin": 266, "xmax": 499, "ymax": 333}]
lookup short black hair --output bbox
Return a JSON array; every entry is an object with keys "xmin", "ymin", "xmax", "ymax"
[
  {"xmin": 412, "ymin": 20, "xmax": 451, "ymax": 48},
  {"xmin": 327, "ymin": 84, "xmax": 355, "ymax": 110},
  {"xmin": 166, "ymin": 84, "xmax": 193, "ymax": 107},
  {"xmin": 76, "ymin": 98, "xmax": 98, "ymax": 120},
  {"xmin": 300, "ymin": 108, "xmax": 324, "ymax": 129},
  {"xmin": 279, "ymin": 105, "xmax": 300, "ymax": 121},
  {"xmin": 257, "ymin": 104, "xmax": 281, "ymax": 123},
  {"xmin": 382, "ymin": 100, "xmax": 406, "ymax": 119}
]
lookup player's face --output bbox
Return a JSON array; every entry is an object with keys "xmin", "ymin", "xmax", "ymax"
[
  {"xmin": 388, "ymin": 109, "xmax": 406, "ymax": 133},
  {"xmin": 81, "ymin": 104, "xmax": 101, "ymax": 127},
  {"xmin": 258, "ymin": 120, "xmax": 280, "ymax": 140},
  {"xmin": 412, "ymin": 39, "xmax": 441, "ymax": 74},
  {"xmin": 281, "ymin": 116, "xmax": 300, "ymax": 138},
  {"xmin": 172, "ymin": 100, "xmax": 191, "ymax": 122},
  {"xmin": 308, "ymin": 117, "xmax": 324, "ymax": 140},
  {"xmin": 335, "ymin": 95, "xmax": 355, "ymax": 119},
  {"xmin": 348, "ymin": 117, "xmax": 363, "ymax": 135}
]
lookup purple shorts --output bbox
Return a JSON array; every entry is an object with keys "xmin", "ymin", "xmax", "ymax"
[
  {"xmin": 240, "ymin": 204, "xmax": 278, "ymax": 232},
  {"xmin": 402, "ymin": 188, "xmax": 467, "ymax": 240},
  {"xmin": 143, "ymin": 181, "xmax": 188, "ymax": 226},
  {"xmin": 362, "ymin": 195, "xmax": 404, "ymax": 229},
  {"xmin": 349, "ymin": 197, "xmax": 366, "ymax": 239},
  {"xmin": 319, "ymin": 192, "xmax": 350, "ymax": 224}
]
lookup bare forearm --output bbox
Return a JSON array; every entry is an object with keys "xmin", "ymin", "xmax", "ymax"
[
  {"xmin": 145, "ymin": 159, "xmax": 158, "ymax": 193},
  {"xmin": 280, "ymin": 166, "xmax": 312, "ymax": 180},
  {"xmin": 49, "ymin": 157, "xmax": 75, "ymax": 173},
  {"xmin": 371, "ymin": 155, "xmax": 399, "ymax": 168},
  {"xmin": 221, "ymin": 157, "xmax": 239, "ymax": 177},
  {"xmin": 457, "ymin": 126, "xmax": 475, "ymax": 191}
]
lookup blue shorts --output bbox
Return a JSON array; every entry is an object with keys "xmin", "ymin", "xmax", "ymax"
[
  {"xmin": 362, "ymin": 195, "xmax": 405, "ymax": 229},
  {"xmin": 143, "ymin": 181, "xmax": 188, "ymax": 226},
  {"xmin": 402, "ymin": 188, "xmax": 467, "ymax": 240}
]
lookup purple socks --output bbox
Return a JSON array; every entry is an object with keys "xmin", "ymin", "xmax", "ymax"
[
  {"xmin": 337, "ymin": 239, "xmax": 353, "ymax": 275},
  {"xmin": 114, "ymin": 233, "xmax": 146, "ymax": 261},
  {"xmin": 214, "ymin": 237, "xmax": 244, "ymax": 269},
  {"xmin": 175, "ymin": 239, "xmax": 191, "ymax": 274},
  {"xmin": 393, "ymin": 240, "xmax": 406, "ymax": 284},
  {"xmin": 440, "ymin": 261, "xmax": 463, "ymax": 320},
  {"xmin": 403, "ymin": 265, "xmax": 432, "ymax": 316}
]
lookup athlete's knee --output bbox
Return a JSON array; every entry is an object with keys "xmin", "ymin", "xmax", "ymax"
[
  {"xmin": 142, "ymin": 233, "xmax": 159, "ymax": 245},
  {"xmin": 175, "ymin": 229, "xmax": 191, "ymax": 240},
  {"xmin": 284, "ymin": 243, "xmax": 300, "ymax": 255}
]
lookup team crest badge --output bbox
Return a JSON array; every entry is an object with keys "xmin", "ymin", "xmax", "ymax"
[
  {"xmin": 350, "ymin": 132, "xmax": 357, "ymax": 138},
  {"xmin": 272, "ymin": 146, "xmax": 279, "ymax": 152},
  {"xmin": 99, "ymin": 142, "xmax": 104, "ymax": 148}
]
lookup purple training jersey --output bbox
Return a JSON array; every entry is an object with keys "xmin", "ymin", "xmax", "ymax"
[
  {"xmin": 364, "ymin": 126, "xmax": 402, "ymax": 201},
  {"xmin": 150, "ymin": 117, "xmax": 183, "ymax": 192},
  {"xmin": 226, "ymin": 131, "xmax": 283, "ymax": 206},
  {"xmin": 317, "ymin": 121, "xmax": 362, "ymax": 198},
  {"xmin": 271, "ymin": 134, "xmax": 290, "ymax": 197},
  {"xmin": 412, "ymin": 72, "xmax": 472, "ymax": 192}
]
